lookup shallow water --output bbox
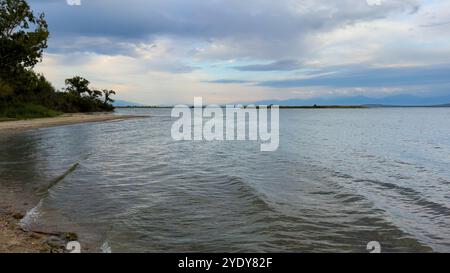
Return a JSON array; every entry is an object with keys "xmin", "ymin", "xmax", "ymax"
[{"xmin": 1, "ymin": 108, "xmax": 449, "ymax": 252}]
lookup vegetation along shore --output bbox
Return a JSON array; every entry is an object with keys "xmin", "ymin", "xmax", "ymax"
[{"xmin": 0, "ymin": 0, "xmax": 117, "ymax": 120}]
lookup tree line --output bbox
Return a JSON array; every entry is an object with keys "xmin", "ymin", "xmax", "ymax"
[{"xmin": 0, "ymin": 0, "xmax": 116, "ymax": 119}]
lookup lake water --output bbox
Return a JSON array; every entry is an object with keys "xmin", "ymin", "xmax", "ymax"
[{"xmin": 1, "ymin": 108, "xmax": 449, "ymax": 252}]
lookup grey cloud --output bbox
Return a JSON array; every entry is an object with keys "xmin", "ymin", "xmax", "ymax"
[
  {"xmin": 155, "ymin": 62, "xmax": 198, "ymax": 74},
  {"xmin": 204, "ymin": 79, "xmax": 251, "ymax": 84},
  {"xmin": 233, "ymin": 60, "xmax": 302, "ymax": 71},
  {"xmin": 258, "ymin": 64, "xmax": 450, "ymax": 88},
  {"xmin": 29, "ymin": 0, "xmax": 419, "ymax": 57},
  {"xmin": 419, "ymin": 20, "xmax": 450, "ymax": 27}
]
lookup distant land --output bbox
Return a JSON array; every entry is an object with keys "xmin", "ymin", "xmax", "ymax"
[
  {"xmin": 113, "ymin": 100, "xmax": 143, "ymax": 107},
  {"xmin": 115, "ymin": 95, "xmax": 450, "ymax": 108},
  {"xmin": 252, "ymin": 94, "xmax": 450, "ymax": 107}
]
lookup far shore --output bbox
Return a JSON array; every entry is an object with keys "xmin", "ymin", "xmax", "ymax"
[
  {"xmin": 116, "ymin": 104, "xmax": 450, "ymax": 109},
  {"xmin": 116, "ymin": 105, "xmax": 369, "ymax": 109},
  {"xmin": 0, "ymin": 113, "xmax": 149, "ymax": 132}
]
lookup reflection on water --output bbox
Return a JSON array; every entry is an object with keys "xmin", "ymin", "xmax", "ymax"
[{"xmin": 1, "ymin": 108, "xmax": 449, "ymax": 252}]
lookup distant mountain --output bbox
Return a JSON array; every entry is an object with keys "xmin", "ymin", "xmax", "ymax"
[
  {"xmin": 435, "ymin": 103, "xmax": 450, "ymax": 107},
  {"xmin": 253, "ymin": 95, "xmax": 450, "ymax": 106},
  {"xmin": 113, "ymin": 100, "xmax": 142, "ymax": 107}
]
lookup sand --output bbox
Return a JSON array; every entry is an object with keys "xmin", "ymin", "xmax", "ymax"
[
  {"xmin": 0, "ymin": 113, "xmax": 148, "ymax": 132},
  {"xmin": 0, "ymin": 211, "xmax": 52, "ymax": 253}
]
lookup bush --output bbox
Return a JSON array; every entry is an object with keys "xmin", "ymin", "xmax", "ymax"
[
  {"xmin": 0, "ymin": 103, "xmax": 61, "ymax": 119},
  {"xmin": 0, "ymin": 72, "xmax": 115, "ymax": 119}
]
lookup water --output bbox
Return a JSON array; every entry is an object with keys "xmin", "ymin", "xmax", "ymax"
[{"xmin": 1, "ymin": 108, "xmax": 449, "ymax": 252}]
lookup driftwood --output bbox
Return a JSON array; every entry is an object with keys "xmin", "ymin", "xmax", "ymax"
[{"xmin": 20, "ymin": 227, "xmax": 62, "ymax": 237}]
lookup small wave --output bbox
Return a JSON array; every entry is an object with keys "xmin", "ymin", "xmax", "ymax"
[
  {"xmin": 19, "ymin": 199, "xmax": 44, "ymax": 230},
  {"xmin": 331, "ymin": 171, "xmax": 354, "ymax": 179},
  {"xmin": 310, "ymin": 191, "xmax": 335, "ymax": 195},
  {"xmin": 37, "ymin": 162, "xmax": 80, "ymax": 196},
  {"xmin": 22, "ymin": 157, "xmax": 87, "ymax": 229},
  {"xmin": 37, "ymin": 152, "xmax": 91, "ymax": 196},
  {"xmin": 394, "ymin": 160, "xmax": 416, "ymax": 166},
  {"xmin": 101, "ymin": 240, "xmax": 112, "ymax": 253},
  {"xmin": 222, "ymin": 176, "xmax": 274, "ymax": 212},
  {"xmin": 354, "ymin": 179, "xmax": 450, "ymax": 216},
  {"xmin": 334, "ymin": 193, "xmax": 365, "ymax": 204}
]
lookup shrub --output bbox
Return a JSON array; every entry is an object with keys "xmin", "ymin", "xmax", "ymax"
[{"xmin": 0, "ymin": 102, "xmax": 61, "ymax": 119}]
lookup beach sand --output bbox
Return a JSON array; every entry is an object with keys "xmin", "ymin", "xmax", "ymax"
[
  {"xmin": 0, "ymin": 211, "xmax": 52, "ymax": 253},
  {"xmin": 0, "ymin": 113, "xmax": 148, "ymax": 132},
  {"xmin": 0, "ymin": 112, "xmax": 149, "ymax": 252}
]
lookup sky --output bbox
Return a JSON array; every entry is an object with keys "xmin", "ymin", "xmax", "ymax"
[{"xmin": 29, "ymin": 0, "xmax": 450, "ymax": 105}]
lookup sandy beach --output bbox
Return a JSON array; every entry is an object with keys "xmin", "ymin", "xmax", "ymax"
[
  {"xmin": 0, "ymin": 113, "xmax": 148, "ymax": 132},
  {"xmin": 0, "ymin": 210, "xmax": 52, "ymax": 253},
  {"xmin": 0, "ymin": 185, "xmax": 72, "ymax": 253}
]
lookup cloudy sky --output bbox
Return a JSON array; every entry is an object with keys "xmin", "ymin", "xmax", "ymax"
[{"xmin": 29, "ymin": 0, "xmax": 450, "ymax": 105}]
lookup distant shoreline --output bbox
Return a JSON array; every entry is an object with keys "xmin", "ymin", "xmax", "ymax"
[
  {"xmin": 0, "ymin": 113, "xmax": 149, "ymax": 132},
  {"xmin": 116, "ymin": 105, "xmax": 367, "ymax": 109},
  {"xmin": 116, "ymin": 104, "xmax": 450, "ymax": 109}
]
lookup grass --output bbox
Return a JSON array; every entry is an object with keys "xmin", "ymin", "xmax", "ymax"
[
  {"xmin": 0, "ymin": 117, "xmax": 15, "ymax": 122},
  {"xmin": 0, "ymin": 103, "xmax": 62, "ymax": 121}
]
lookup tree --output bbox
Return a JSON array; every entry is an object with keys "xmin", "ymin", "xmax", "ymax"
[
  {"xmin": 0, "ymin": 0, "xmax": 49, "ymax": 75},
  {"xmin": 90, "ymin": 89, "xmax": 102, "ymax": 100},
  {"xmin": 0, "ymin": 78, "xmax": 14, "ymax": 105},
  {"xmin": 102, "ymin": 89, "xmax": 116, "ymax": 104},
  {"xmin": 65, "ymin": 76, "xmax": 91, "ymax": 97},
  {"xmin": 0, "ymin": 1, "xmax": 116, "ymax": 117}
]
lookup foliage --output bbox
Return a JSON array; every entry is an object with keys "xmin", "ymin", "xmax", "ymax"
[
  {"xmin": 0, "ymin": 0, "xmax": 116, "ymax": 119},
  {"xmin": 102, "ymin": 89, "xmax": 116, "ymax": 104},
  {"xmin": 65, "ymin": 76, "xmax": 91, "ymax": 97},
  {"xmin": 0, "ymin": 102, "xmax": 60, "ymax": 119},
  {"xmin": 0, "ymin": 0, "xmax": 49, "ymax": 75}
]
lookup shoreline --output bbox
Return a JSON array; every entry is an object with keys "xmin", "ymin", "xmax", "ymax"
[
  {"xmin": 0, "ymin": 113, "xmax": 149, "ymax": 132},
  {"xmin": 0, "ymin": 208, "xmax": 65, "ymax": 253},
  {"xmin": 0, "ymin": 188, "xmax": 72, "ymax": 253},
  {"xmin": 0, "ymin": 200, "xmax": 81, "ymax": 253},
  {"xmin": 0, "ymin": 112, "xmax": 149, "ymax": 253}
]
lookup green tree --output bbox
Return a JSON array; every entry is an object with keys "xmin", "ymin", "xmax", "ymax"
[
  {"xmin": 102, "ymin": 89, "xmax": 116, "ymax": 104},
  {"xmin": 0, "ymin": 78, "xmax": 14, "ymax": 105},
  {"xmin": 0, "ymin": 0, "xmax": 49, "ymax": 75},
  {"xmin": 0, "ymin": 1, "xmax": 116, "ymax": 118},
  {"xmin": 91, "ymin": 89, "xmax": 103, "ymax": 101},
  {"xmin": 65, "ymin": 76, "xmax": 91, "ymax": 97}
]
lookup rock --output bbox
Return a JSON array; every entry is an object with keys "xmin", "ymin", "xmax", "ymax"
[
  {"xmin": 45, "ymin": 236, "xmax": 66, "ymax": 250},
  {"xmin": 64, "ymin": 232, "xmax": 78, "ymax": 241},
  {"xmin": 29, "ymin": 233, "xmax": 42, "ymax": 239},
  {"xmin": 12, "ymin": 213, "xmax": 24, "ymax": 220}
]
